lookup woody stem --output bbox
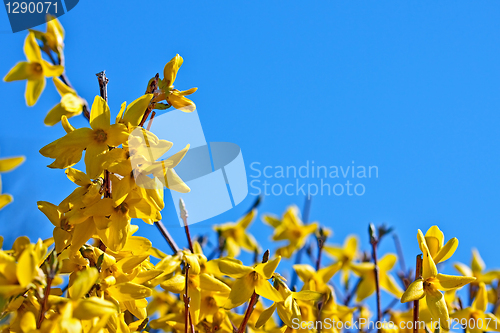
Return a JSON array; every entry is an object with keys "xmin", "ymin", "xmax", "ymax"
[
  {"xmin": 371, "ymin": 237, "xmax": 382, "ymax": 327},
  {"xmin": 413, "ymin": 254, "xmax": 423, "ymax": 333}
]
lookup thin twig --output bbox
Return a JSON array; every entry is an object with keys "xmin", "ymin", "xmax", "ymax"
[
  {"xmin": 413, "ymin": 255, "xmax": 423, "ymax": 333},
  {"xmin": 183, "ymin": 263, "xmax": 191, "ymax": 333},
  {"xmin": 369, "ymin": 224, "xmax": 382, "ymax": 327},
  {"xmin": 180, "ymin": 198, "xmax": 194, "ymax": 252},
  {"xmin": 37, "ymin": 275, "xmax": 53, "ymax": 328},
  {"xmin": 316, "ymin": 227, "xmax": 326, "ymax": 271},
  {"xmin": 344, "ymin": 277, "xmax": 362, "ymax": 305},
  {"xmin": 237, "ymin": 250, "xmax": 270, "ymax": 333},
  {"xmin": 96, "ymin": 71, "xmax": 111, "ymax": 202},
  {"xmin": 154, "ymin": 221, "xmax": 180, "ymax": 253},
  {"xmin": 393, "ymin": 233, "xmax": 406, "ymax": 273}
]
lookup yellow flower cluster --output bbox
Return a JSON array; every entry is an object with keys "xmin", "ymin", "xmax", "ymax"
[{"xmin": 0, "ymin": 17, "xmax": 498, "ymax": 333}]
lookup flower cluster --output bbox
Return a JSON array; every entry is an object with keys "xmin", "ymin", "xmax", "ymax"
[{"xmin": 0, "ymin": 17, "xmax": 498, "ymax": 333}]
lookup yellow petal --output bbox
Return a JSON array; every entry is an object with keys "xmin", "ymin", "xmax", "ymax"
[
  {"xmin": 89, "ymin": 95, "xmax": 110, "ymax": 130},
  {"xmin": 178, "ymin": 87, "xmax": 198, "ymax": 96},
  {"xmin": 472, "ymin": 282, "xmax": 488, "ymax": 312},
  {"xmin": 106, "ymin": 123, "xmax": 129, "ymax": 147},
  {"xmin": 40, "ymin": 60, "xmax": 64, "ymax": 77},
  {"xmin": 84, "ymin": 142, "xmax": 108, "ymax": 179},
  {"xmin": 163, "ymin": 144, "xmax": 190, "ymax": 168},
  {"xmin": 454, "ymin": 262, "xmax": 473, "ymax": 277},
  {"xmin": 24, "ymin": 33, "xmax": 42, "ymax": 62},
  {"xmin": 53, "ymin": 77, "xmax": 75, "ymax": 96},
  {"xmin": 318, "ymin": 261, "xmax": 342, "ymax": 283},
  {"xmin": 238, "ymin": 209, "xmax": 256, "ymax": 229},
  {"xmin": 70, "ymin": 218, "xmax": 96, "ymax": 256},
  {"xmin": 25, "ymin": 77, "xmax": 46, "ymax": 106},
  {"xmin": 256, "ymin": 303, "xmax": 277, "ymax": 328},
  {"xmin": 292, "ymin": 290, "xmax": 323, "ymax": 301},
  {"xmin": 199, "ymin": 273, "xmax": 230, "ymax": 293},
  {"xmin": 425, "ymin": 288, "xmax": 450, "ymax": 330},
  {"xmin": 293, "ymin": 264, "xmax": 316, "ymax": 282},
  {"xmin": 16, "ymin": 246, "xmax": 37, "ymax": 288},
  {"xmin": 224, "ymin": 273, "xmax": 256, "ymax": 309},
  {"xmin": 255, "ymin": 279, "xmax": 283, "ymax": 303},
  {"xmin": 69, "ymin": 267, "xmax": 99, "ymax": 300},
  {"xmin": 163, "ymin": 54, "xmax": 183, "ymax": 87},
  {"xmin": 73, "ymin": 297, "xmax": 117, "ymax": 320},
  {"xmin": 3, "ymin": 62, "xmax": 30, "ymax": 82},
  {"xmin": 160, "ymin": 274, "xmax": 185, "ymax": 293},
  {"xmin": 122, "ymin": 94, "xmax": 153, "ymax": 127},
  {"xmin": 433, "ymin": 237, "xmax": 458, "ymax": 263},
  {"xmin": 435, "ymin": 273, "xmax": 476, "ymax": 291},
  {"xmin": 471, "ymin": 248, "xmax": 486, "ymax": 274},
  {"xmin": 401, "ymin": 278, "xmax": 425, "ymax": 303},
  {"xmin": 167, "ymin": 92, "xmax": 196, "ymax": 113},
  {"xmin": 425, "ymin": 226, "xmax": 444, "ymax": 257},
  {"xmin": 378, "ymin": 253, "xmax": 397, "ymax": 272},
  {"xmin": 164, "ymin": 168, "xmax": 190, "ymax": 193},
  {"xmin": 107, "ymin": 282, "xmax": 152, "ymax": 302},
  {"xmin": 44, "ymin": 103, "xmax": 71, "ymax": 126},
  {"xmin": 65, "ymin": 168, "xmax": 91, "ymax": 186},
  {"xmin": 421, "ymin": 241, "xmax": 438, "ymax": 280},
  {"xmin": 20, "ymin": 311, "xmax": 37, "ymax": 333},
  {"xmin": 381, "ymin": 273, "xmax": 403, "ymax": 299},
  {"xmin": 0, "ymin": 156, "xmax": 25, "ymax": 173},
  {"xmin": 344, "ymin": 235, "xmax": 358, "ymax": 255},
  {"xmin": 97, "ymin": 212, "xmax": 130, "ymax": 252},
  {"xmin": 356, "ymin": 275, "xmax": 376, "ymax": 302},
  {"xmin": 256, "ymin": 256, "xmax": 281, "ymax": 280},
  {"xmin": 37, "ymin": 201, "xmax": 61, "ymax": 227},
  {"xmin": 60, "ymin": 94, "xmax": 84, "ymax": 113}
]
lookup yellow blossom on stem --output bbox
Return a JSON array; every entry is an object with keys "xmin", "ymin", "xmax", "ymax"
[
  {"xmin": 262, "ymin": 205, "xmax": 318, "ymax": 258},
  {"xmin": 401, "ymin": 240, "xmax": 476, "ymax": 330},
  {"xmin": 39, "ymin": 95, "xmax": 129, "ymax": 177},
  {"xmin": 30, "ymin": 15, "xmax": 65, "ymax": 54},
  {"xmin": 157, "ymin": 54, "xmax": 197, "ymax": 113},
  {"xmin": 323, "ymin": 234, "xmax": 359, "ymax": 284},
  {"xmin": 451, "ymin": 282, "xmax": 500, "ymax": 333},
  {"xmin": 213, "ymin": 256, "xmax": 283, "ymax": 309},
  {"xmin": 214, "ymin": 209, "xmax": 260, "ymax": 257},
  {"xmin": 350, "ymin": 253, "xmax": 404, "ymax": 302},
  {"xmin": 44, "ymin": 78, "xmax": 86, "ymax": 126},
  {"xmin": 454, "ymin": 248, "xmax": 500, "ymax": 284},
  {"xmin": 3, "ymin": 33, "xmax": 64, "ymax": 106}
]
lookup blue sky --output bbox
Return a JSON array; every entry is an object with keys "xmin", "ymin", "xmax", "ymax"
[{"xmin": 1, "ymin": 1, "xmax": 500, "ymax": 300}]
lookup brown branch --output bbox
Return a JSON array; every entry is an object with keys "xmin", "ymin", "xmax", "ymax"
[
  {"xmin": 344, "ymin": 277, "xmax": 362, "ymax": 305},
  {"xmin": 183, "ymin": 263, "xmax": 191, "ymax": 333},
  {"xmin": 154, "ymin": 221, "xmax": 180, "ymax": 253},
  {"xmin": 37, "ymin": 275, "xmax": 53, "ymax": 329},
  {"xmin": 369, "ymin": 224, "xmax": 382, "ymax": 327},
  {"xmin": 316, "ymin": 227, "xmax": 326, "ymax": 271},
  {"xmin": 95, "ymin": 71, "xmax": 111, "ymax": 204},
  {"xmin": 413, "ymin": 254, "xmax": 423, "ymax": 333}
]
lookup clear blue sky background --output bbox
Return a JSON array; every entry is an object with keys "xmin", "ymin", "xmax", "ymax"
[{"xmin": 1, "ymin": 1, "xmax": 500, "ymax": 306}]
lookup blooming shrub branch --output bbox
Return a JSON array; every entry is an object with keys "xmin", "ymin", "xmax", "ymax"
[{"xmin": 0, "ymin": 17, "xmax": 496, "ymax": 333}]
